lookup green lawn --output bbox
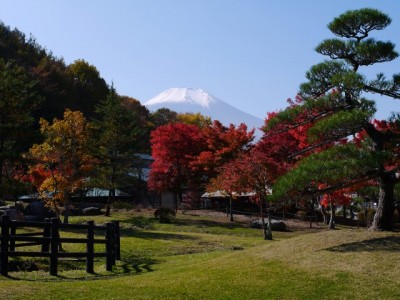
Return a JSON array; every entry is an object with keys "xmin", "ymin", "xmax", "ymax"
[{"xmin": 0, "ymin": 210, "xmax": 399, "ymax": 299}]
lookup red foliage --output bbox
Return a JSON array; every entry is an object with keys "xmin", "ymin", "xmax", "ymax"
[
  {"xmin": 318, "ymin": 183, "xmax": 352, "ymax": 208},
  {"xmin": 193, "ymin": 120, "xmax": 254, "ymax": 178},
  {"xmin": 22, "ymin": 164, "xmax": 50, "ymax": 188},
  {"xmin": 320, "ymin": 191, "xmax": 352, "ymax": 208},
  {"xmin": 148, "ymin": 123, "xmax": 206, "ymax": 193}
]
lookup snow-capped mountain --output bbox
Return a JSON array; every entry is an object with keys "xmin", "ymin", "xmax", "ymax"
[{"xmin": 143, "ymin": 88, "xmax": 264, "ymax": 139}]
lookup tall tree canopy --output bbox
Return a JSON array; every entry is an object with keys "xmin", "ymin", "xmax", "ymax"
[
  {"xmin": 149, "ymin": 108, "xmax": 178, "ymax": 128},
  {"xmin": 148, "ymin": 123, "xmax": 206, "ymax": 208},
  {"xmin": 268, "ymin": 8, "xmax": 400, "ymax": 230},
  {"xmin": 0, "ymin": 22, "xmax": 112, "ymax": 123},
  {"xmin": 0, "ymin": 59, "xmax": 41, "ymax": 198},
  {"xmin": 148, "ymin": 120, "xmax": 254, "ymax": 209},
  {"xmin": 194, "ymin": 121, "xmax": 254, "ymax": 182},
  {"xmin": 92, "ymin": 87, "xmax": 144, "ymax": 216},
  {"xmin": 66, "ymin": 59, "xmax": 109, "ymax": 119}
]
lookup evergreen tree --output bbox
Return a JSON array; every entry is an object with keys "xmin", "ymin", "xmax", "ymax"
[
  {"xmin": 150, "ymin": 108, "xmax": 178, "ymax": 128},
  {"xmin": 0, "ymin": 59, "xmax": 41, "ymax": 198},
  {"xmin": 268, "ymin": 8, "xmax": 400, "ymax": 230},
  {"xmin": 92, "ymin": 86, "xmax": 142, "ymax": 216}
]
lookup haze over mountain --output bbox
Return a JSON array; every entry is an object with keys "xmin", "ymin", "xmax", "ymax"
[{"xmin": 144, "ymin": 88, "xmax": 264, "ymax": 139}]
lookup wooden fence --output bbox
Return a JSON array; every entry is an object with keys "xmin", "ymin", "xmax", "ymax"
[{"xmin": 0, "ymin": 215, "xmax": 120, "ymax": 276}]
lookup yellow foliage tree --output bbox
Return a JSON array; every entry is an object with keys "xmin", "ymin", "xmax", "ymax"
[
  {"xmin": 176, "ymin": 112, "xmax": 212, "ymax": 128},
  {"xmin": 28, "ymin": 109, "xmax": 95, "ymax": 222}
]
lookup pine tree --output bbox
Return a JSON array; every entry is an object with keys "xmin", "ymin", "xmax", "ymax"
[
  {"xmin": 92, "ymin": 86, "xmax": 141, "ymax": 216},
  {"xmin": 268, "ymin": 8, "xmax": 400, "ymax": 230}
]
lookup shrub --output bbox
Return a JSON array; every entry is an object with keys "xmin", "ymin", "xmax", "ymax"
[{"xmin": 154, "ymin": 207, "xmax": 176, "ymax": 223}]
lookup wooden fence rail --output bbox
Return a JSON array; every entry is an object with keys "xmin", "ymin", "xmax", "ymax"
[{"xmin": 0, "ymin": 215, "xmax": 120, "ymax": 276}]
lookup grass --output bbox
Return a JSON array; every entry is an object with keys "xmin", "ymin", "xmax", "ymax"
[{"xmin": 0, "ymin": 209, "xmax": 399, "ymax": 299}]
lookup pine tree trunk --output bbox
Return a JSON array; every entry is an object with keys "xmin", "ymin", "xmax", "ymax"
[
  {"xmin": 105, "ymin": 188, "xmax": 115, "ymax": 217},
  {"xmin": 329, "ymin": 202, "xmax": 335, "ymax": 229},
  {"xmin": 321, "ymin": 205, "xmax": 328, "ymax": 224},
  {"xmin": 370, "ymin": 177, "xmax": 395, "ymax": 231}
]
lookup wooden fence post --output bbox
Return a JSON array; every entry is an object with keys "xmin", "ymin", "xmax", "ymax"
[
  {"xmin": 1, "ymin": 215, "xmax": 10, "ymax": 276},
  {"xmin": 42, "ymin": 218, "xmax": 51, "ymax": 253},
  {"xmin": 86, "ymin": 220, "xmax": 94, "ymax": 274},
  {"xmin": 9, "ymin": 224, "xmax": 16, "ymax": 252},
  {"xmin": 113, "ymin": 221, "xmax": 120, "ymax": 260},
  {"xmin": 105, "ymin": 222, "xmax": 115, "ymax": 271},
  {"xmin": 50, "ymin": 218, "xmax": 59, "ymax": 276}
]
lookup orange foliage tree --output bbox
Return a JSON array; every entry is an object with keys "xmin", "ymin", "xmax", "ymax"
[{"xmin": 27, "ymin": 109, "xmax": 95, "ymax": 221}]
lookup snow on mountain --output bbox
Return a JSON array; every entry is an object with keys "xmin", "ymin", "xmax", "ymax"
[{"xmin": 143, "ymin": 88, "xmax": 264, "ymax": 139}]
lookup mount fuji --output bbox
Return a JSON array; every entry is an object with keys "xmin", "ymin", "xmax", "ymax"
[{"xmin": 143, "ymin": 88, "xmax": 264, "ymax": 139}]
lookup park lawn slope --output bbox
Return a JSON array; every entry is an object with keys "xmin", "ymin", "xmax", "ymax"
[{"xmin": 0, "ymin": 224, "xmax": 399, "ymax": 299}]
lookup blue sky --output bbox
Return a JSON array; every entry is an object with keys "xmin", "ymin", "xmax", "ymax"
[{"xmin": 2, "ymin": 0, "xmax": 399, "ymax": 120}]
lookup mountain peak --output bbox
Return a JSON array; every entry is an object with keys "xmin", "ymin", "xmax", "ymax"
[
  {"xmin": 144, "ymin": 87, "xmax": 215, "ymax": 108},
  {"xmin": 143, "ymin": 87, "xmax": 264, "ymax": 140}
]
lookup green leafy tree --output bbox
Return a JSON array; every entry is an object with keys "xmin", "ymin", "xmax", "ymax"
[
  {"xmin": 150, "ymin": 108, "xmax": 178, "ymax": 128},
  {"xmin": 92, "ymin": 87, "xmax": 143, "ymax": 216},
  {"xmin": 67, "ymin": 59, "xmax": 109, "ymax": 119},
  {"xmin": 268, "ymin": 8, "xmax": 399, "ymax": 230},
  {"xmin": 120, "ymin": 95, "xmax": 153, "ymax": 154},
  {"xmin": 0, "ymin": 59, "xmax": 41, "ymax": 198}
]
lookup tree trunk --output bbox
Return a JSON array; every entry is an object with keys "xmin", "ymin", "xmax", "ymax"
[
  {"xmin": 63, "ymin": 192, "xmax": 71, "ymax": 224},
  {"xmin": 229, "ymin": 195, "xmax": 234, "ymax": 222},
  {"xmin": 265, "ymin": 208, "xmax": 272, "ymax": 240},
  {"xmin": 174, "ymin": 193, "xmax": 178, "ymax": 213},
  {"xmin": 259, "ymin": 195, "xmax": 267, "ymax": 239},
  {"xmin": 370, "ymin": 177, "xmax": 395, "ymax": 231},
  {"xmin": 329, "ymin": 202, "xmax": 335, "ymax": 229},
  {"xmin": 51, "ymin": 199, "xmax": 61, "ymax": 219},
  {"xmin": 321, "ymin": 205, "xmax": 328, "ymax": 224},
  {"xmin": 105, "ymin": 188, "xmax": 115, "ymax": 217},
  {"xmin": 63, "ymin": 202, "xmax": 70, "ymax": 224},
  {"xmin": 342, "ymin": 205, "xmax": 347, "ymax": 219},
  {"xmin": 350, "ymin": 205, "xmax": 355, "ymax": 220},
  {"xmin": 310, "ymin": 197, "xmax": 316, "ymax": 227}
]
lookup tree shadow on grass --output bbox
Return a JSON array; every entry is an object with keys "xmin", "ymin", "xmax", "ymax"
[
  {"xmin": 122, "ymin": 215, "xmax": 155, "ymax": 228},
  {"xmin": 119, "ymin": 255, "xmax": 160, "ymax": 274},
  {"xmin": 120, "ymin": 214, "xmax": 248, "ymax": 234},
  {"xmin": 172, "ymin": 218, "xmax": 247, "ymax": 230},
  {"xmin": 4, "ymin": 255, "xmax": 161, "ymax": 281},
  {"xmin": 127, "ymin": 230, "xmax": 199, "ymax": 241},
  {"xmin": 325, "ymin": 236, "xmax": 400, "ymax": 252}
]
